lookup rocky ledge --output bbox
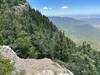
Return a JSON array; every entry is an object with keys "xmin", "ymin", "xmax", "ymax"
[{"xmin": 0, "ymin": 46, "xmax": 74, "ymax": 75}]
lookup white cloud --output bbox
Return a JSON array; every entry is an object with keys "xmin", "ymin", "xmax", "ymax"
[
  {"xmin": 43, "ymin": 6, "xmax": 48, "ymax": 10},
  {"xmin": 62, "ymin": 6, "xmax": 68, "ymax": 9},
  {"xmin": 43, "ymin": 6, "xmax": 52, "ymax": 10},
  {"xmin": 34, "ymin": 8, "xmax": 37, "ymax": 10}
]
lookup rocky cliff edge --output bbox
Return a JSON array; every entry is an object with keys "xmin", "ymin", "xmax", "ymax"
[{"xmin": 0, "ymin": 46, "xmax": 74, "ymax": 75}]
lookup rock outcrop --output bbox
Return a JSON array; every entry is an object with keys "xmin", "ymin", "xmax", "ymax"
[
  {"xmin": 12, "ymin": 2, "xmax": 30, "ymax": 15},
  {"xmin": 0, "ymin": 46, "xmax": 74, "ymax": 75}
]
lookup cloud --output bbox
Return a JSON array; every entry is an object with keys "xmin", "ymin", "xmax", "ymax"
[
  {"xmin": 43, "ymin": 6, "xmax": 48, "ymax": 10},
  {"xmin": 43, "ymin": 6, "xmax": 52, "ymax": 10},
  {"xmin": 62, "ymin": 6, "xmax": 68, "ymax": 9},
  {"xmin": 34, "ymin": 8, "xmax": 37, "ymax": 10}
]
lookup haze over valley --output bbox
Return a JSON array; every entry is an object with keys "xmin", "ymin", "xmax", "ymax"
[{"xmin": 49, "ymin": 15, "xmax": 100, "ymax": 50}]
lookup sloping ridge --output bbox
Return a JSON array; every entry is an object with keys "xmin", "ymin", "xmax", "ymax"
[{"xmin": 0, "ymin": 46, "xmax": 74, "ymax": 75}]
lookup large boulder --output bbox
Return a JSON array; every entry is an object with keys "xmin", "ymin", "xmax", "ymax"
[
  {"xmin": 0, "ymin": 46, "xmax": 74, "ymax": 75},
  {"xmin": 12, "ymin": 2, "xmax": 30, "ymax": 15}
]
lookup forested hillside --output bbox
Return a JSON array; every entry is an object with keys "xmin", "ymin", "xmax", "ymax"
[
  {"xmin": 0, "ymin": 0, "xmax": 100, "ymax": 75},
  {"xmin": 49, "ymin": 16, "xmax": 100, "ymax": 50}
]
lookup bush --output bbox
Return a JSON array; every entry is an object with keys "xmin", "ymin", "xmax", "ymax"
[{"xmin": 0, "ymin": 55, "xmax": 13, "ymax": 75}]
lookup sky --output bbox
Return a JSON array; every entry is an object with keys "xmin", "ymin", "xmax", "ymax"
[{"xmin": 27, "ymin": 0, "xmax": 100, "ymax": 16}]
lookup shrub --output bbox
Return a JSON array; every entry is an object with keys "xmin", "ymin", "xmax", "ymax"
[{"xmin": 0, "ymin": 55, "xmax": 13, "ymax": 75}]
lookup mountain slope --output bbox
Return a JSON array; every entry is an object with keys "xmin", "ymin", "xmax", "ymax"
[
  {"xmin": 49, "ymin": 16, "xmax": 100, "ymax": 50},
  {"xmin": 0, "ymin": 0, "xmax": 75, "ymax": 59},
  {"xmin": 0, "ymin": 0, "xmax": 100, "ymax": 75}
]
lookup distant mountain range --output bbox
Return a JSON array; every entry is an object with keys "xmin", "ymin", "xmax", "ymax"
[
  {"xmin": 49, "ymin": 16, "xmax": 100, "ymax": 50},
  {"xmin": 68, "ymin": 15, "xmax": 100, "ymax": 25}
]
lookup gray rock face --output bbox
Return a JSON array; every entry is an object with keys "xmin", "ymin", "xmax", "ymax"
[
  {"xmin": 0, "ymin": 46, "xmax": 19, "ymax": 63},
  {"xmin": 0, "ymin": 46, "xmax": 74, "ymax": 75},
  {"xmin": 12, "ymin": 2, "xmax": 30, "ymax": 15}
]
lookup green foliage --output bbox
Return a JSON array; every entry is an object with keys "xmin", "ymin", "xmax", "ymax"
[
  {"xmin": 55, "ymin": 42, "xmax": 100, "ymax": 75},
  {"xmin": 66, "ymin": 52, "xmax": 97, "ymax": 75},
  {"xmin": 0, "ymin": 56, "xmax": 13, "ymax": 75},
  {"xmin": 0, "ymin": 1, "xmax": 100, "ymax": 75}
]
